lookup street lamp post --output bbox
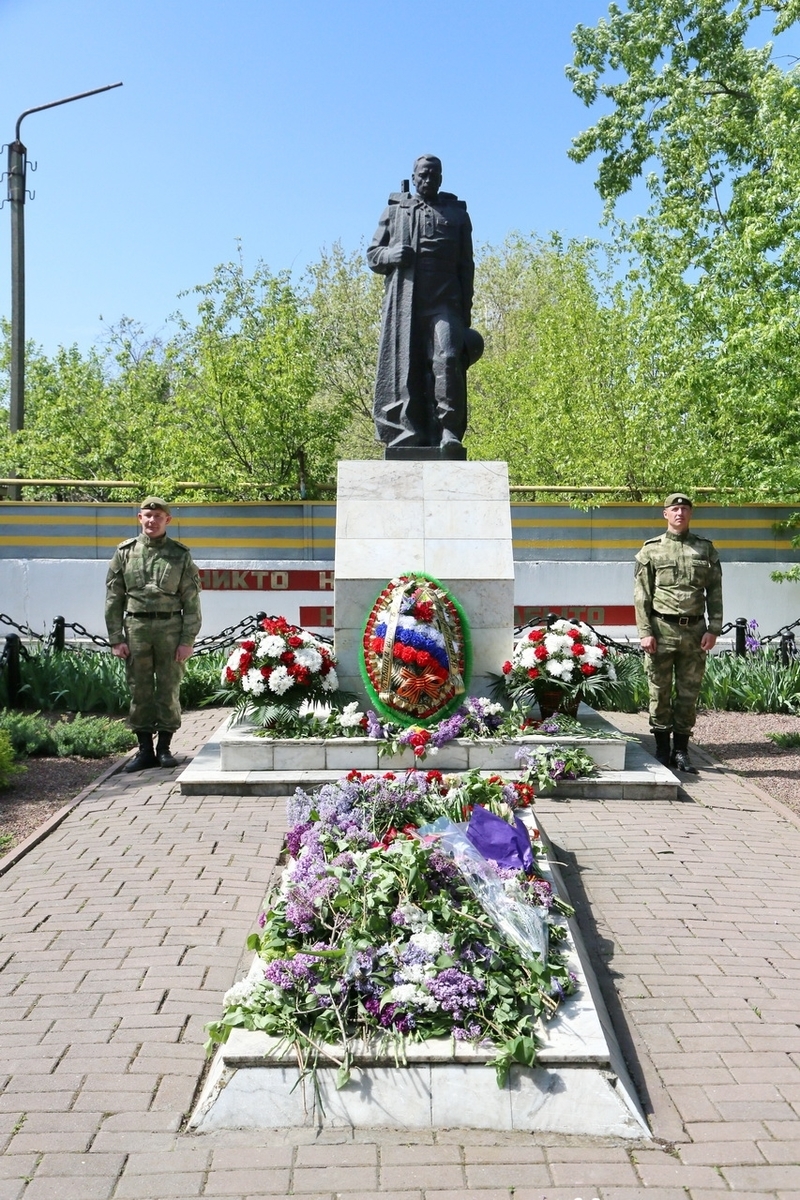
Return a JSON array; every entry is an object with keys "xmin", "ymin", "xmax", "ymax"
[{"xmin": 4, "ymin": 82, "xmax": 122, "ymax": 498}]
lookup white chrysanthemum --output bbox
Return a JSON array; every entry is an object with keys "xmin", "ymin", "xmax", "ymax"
[
  {"xmin": 387, "ymin": 983, "xmax": 439, "ymax": 1012},
  {"xmin": 409, "ymin": 930, "xmax": 444, "ymax": 956},
  {"xmin": 544, "ymin": 633, "xmax": 572, "ymax": 656},
  {"xmin": 582, "ymin": 645, "xmax": 604, "ymax": 665},
  {"xmin": 268, "ymin": 665, "xmax": 293, "ymax": 695},
  {"xmin": 300, "ymin": 630, "xmax": 316, "ymax": 644},
  {"xmin": 397, "ymin": 614, "xmax": 417, "ymax": 629},
  {"xmin": 321, "ymin": 668, "xmax": 339, "ymax": 692},
  {"xmin": 517, "ymin": 646, "xmax": 537, "ymax": 669},
  {"xmin": 550, "ymin": 620, "xmax": 571, "ymax": 634},
  {"xmin": 376, "ymin": 608, "xmax": 392, "ymax": 625},
  {"xmin": 258, "ymin": 634, "xmax": 286, "ymax": 658},
  {"xmin": 338, "ymin": 701, "xmax": 364, "ymax": 729},
  {"xmin": 294, "ymin": 646, "xmax": 322, "ymax": 673},
  {"xmin": 545, "ymin": 659, "xmax": 572, "ymax": 679},
  {"xmin": 242, "ymin": 668, "xmax": 266, "ymax": 695}
]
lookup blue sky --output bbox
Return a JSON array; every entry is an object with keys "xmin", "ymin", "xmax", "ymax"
[{"xmin": 0, "ymin": 0, "xmax": 622, "ymax": 354}]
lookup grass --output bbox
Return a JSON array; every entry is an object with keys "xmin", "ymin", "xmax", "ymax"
[
  {"xmin": 766, "ymin": 730, "xmax": 800, "ymax": 750},
  {"xmin": 0, "ymin": 647, "xmax": 232, "ymax": 714},
  {"xmin": 603, "ymin": 648, "xmax": 800, "ymax": 715}
]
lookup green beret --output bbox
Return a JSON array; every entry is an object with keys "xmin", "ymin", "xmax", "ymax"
[{"xmin": 139, "ymin": 495, "xmax": 171, "ymax": 516}]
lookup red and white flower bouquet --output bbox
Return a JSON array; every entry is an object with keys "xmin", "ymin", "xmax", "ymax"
[
  {"xmin": 500, "ymin": 619, "xmax": 618, "ymax": 710},
  {"xmin": 222, "ymin": 616, "xmax": 339, "ymax": 715}
]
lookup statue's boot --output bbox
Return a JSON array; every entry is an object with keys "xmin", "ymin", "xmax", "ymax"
[
  {"xmin": 653, "ymin": 729, "xmax": 672, "ymax": 766},
  {"xmin": 670, "ymin": 732, "xmax": 698, "ymax": 774},
  {"xmin": 125, "ymin": 732, "xmax": 158, "ymax": 773},
  {"xmin": 156, "ymin": 732, "xmax": 179, "ymax": 768}
]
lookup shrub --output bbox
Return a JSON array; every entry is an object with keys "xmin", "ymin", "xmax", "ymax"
[
  {"xmin": 51, "ymin": 715, "xmax": 136, "ymax": 758},
  {"xmin": 0, "ymin": 730, "xmax": 25, "ymax": 788},
  {"xmin": 0, "ymin": 710, "xmax": 57, "ymax": 755}
]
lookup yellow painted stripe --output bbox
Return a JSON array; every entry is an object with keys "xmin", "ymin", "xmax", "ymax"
[
  {"xmin": 512, "ymin": 516, "xmax": 786, "ymax": 530},
  {"xmin": 0, "ymin": 535, "xmax": 337, "ymax": 549},
  {"xmin": 515, "ymin": 538, "xmax": 795, "ymax": 550},
  {"xmin": 0, "ymin": 513, "xmax": 335, "ymax": 527}
]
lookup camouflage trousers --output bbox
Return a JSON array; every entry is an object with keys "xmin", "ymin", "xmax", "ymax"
[
  {"xmin": 645, "ymin": 616, "xmax": 707, "ymax": 734},
  {"xmin": 123, "ymin": 614, "xmax": 186, "ymax": 733}
]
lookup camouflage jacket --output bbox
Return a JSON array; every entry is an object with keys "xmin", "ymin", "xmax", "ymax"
[
  {"xmin": 105, "ymin": 534, "xmax": 203, "ymax": 646},
  {"xmin": 634, "ymin": 531, "xmax": 723, "ymax": 637}
]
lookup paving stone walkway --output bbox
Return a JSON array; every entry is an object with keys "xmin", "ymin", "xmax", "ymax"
[{"xmin": 2, "ymin": 709, "xmax": 800, "ymax": 1199}]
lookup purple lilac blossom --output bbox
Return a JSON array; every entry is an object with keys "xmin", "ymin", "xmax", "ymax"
[
  {"xmin": 263, "ymin": 953, "xmax": 318, "ymax": 990},
  {"xmin": 366, "ymin": 710, "xmax": 386, "ymax": 739},
  {"xmin": 285, "ymin": 821, "xmax": 312, "ymax": 859},
  {"xmin": 429, "ymin": 711, "xmax": 467, "ymax": 748},
  {"xmin": 427, "ymin": 967, "xmax": 485, "ymax": 1018}
]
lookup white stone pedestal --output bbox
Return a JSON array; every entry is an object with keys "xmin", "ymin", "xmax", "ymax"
[{"xmin": 334, "ymin": 460, "xmax": 514, "ymax": 702}]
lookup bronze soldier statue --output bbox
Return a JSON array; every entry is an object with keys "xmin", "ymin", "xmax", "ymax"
[{"xmin": 368, "ymin": 155, "xmax": 482, "ymax": 459}]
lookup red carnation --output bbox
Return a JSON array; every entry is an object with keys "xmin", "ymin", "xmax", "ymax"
[
  {"xmin": 566, "ymin": 628, "xmax": 581, "ymax": 640},
  {"xmin": 225, "ymin": 666, "xmax": 236, "ymax": 682},
  {"xmin": 371, "ymin": 636, "xmax": 384, "ymax": 654},
  {"xmin": 415, "ymin": 601, "xmax": 434, "ymax": 623},
  {"xmin": 527, "ymin": 667, "xmax": 540, "ymax": 679},
  {"xmin": 280, "ymin": 651, "xmax": 295, "ymax": 666},
  {"xmin": 416, "ymin": 649, "xmax": 432, "ymax": 668},
  {"xmin": 288, "ymin": 635, "xmax": 303, "ymax": 649},
  {"xmin": 241, "ymin": 640, "xmax": 256, "ymax": 651},
  {"xmin": 260, "ymin": 666, "xmax": 272, "ymax": 678},
  {"xmin": 580, "ymin": 663, "xmax": 597, "ymax": 676},
  {"xmin": 239, "ymin": 652, "xmax": 252, "ymax": 673},
  {"xmin": 571, "ymin": 643, "xmax": 586, "ymax": 656},
  {"xmin": 401, "ymin": 644, "xmax": 416, "ymax": 664},
  {"xmin": 502, "ymin": 660, "xmax": 512, "ymax": 674},
  {"xmin": 528, "ymin": 628, "xmax": 545, "ymax": 642},
  {"xmin": 534, "ymin": 645, "xmax": 548, "ymax": 662}
]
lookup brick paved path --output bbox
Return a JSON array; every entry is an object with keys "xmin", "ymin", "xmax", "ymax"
[{"xmin": 2, "ymin": 709, "xmax": 800, "ymax": 1198}]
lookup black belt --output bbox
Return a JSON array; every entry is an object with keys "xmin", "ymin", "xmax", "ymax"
[
  {"xmin": 125, "ymin": 611, "xmax": 182, "ymax": 620},
  {"xmin": 652, "ymin": 610, "xmax": 703, "ymax": 626}
]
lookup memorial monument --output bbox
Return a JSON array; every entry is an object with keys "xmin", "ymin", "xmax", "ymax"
[
  {"xmin": 368, "ymin": 154, "xmax": 483, "ymax": 460},
  {"xmin": 334, "ymin": 156, "xmax": 511, "ymax": 705}
]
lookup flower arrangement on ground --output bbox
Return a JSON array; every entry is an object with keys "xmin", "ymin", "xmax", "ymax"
[
  {"xmin": 500, "ymin": 620, "xmax": 618, "ymax": 711},
  {"xmin": 220, "ymin": 617, "xmax": 340, "ymax": 718},
  {"xmin": 205, "ymin": 769, "xmax": 577, "ymax": 1089},
  {"xmin": 361, "ymin": 573, "xmax": 471, "ymax": 725}
]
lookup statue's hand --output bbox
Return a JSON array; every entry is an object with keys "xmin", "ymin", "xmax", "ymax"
[{"xmin": 387, "ymin": 244, "xmax": 414, "ymax": 267}]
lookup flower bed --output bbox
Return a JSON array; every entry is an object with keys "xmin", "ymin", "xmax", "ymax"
[
  {"xmin": 206, "ymin": 769, "xmax": 578, "ymax": 1089},
  {"xmin": 218, "ymin": 706, "xmax": 627, "ymax": 775}
]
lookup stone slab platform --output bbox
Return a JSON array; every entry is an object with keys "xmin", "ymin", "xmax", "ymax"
[
  {"xmin": 189, "ymin": 817, "xmax": 650, "ymax": 1137},
  {"xmin": 178, "ymin": 707, "xmax": 679, "ymax": 799}
]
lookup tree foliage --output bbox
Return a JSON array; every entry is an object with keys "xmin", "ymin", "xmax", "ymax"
[{"xmin": 568, "ymin": 0, "xmax": 800, "ymax": 495}]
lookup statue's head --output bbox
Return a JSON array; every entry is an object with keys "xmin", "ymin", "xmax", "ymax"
[{"xmin": 412, "ymin": 155, "xmax": 442, "ymax": 200}]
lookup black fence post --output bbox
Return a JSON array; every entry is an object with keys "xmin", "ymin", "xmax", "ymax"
[
  {"xmin": 5, "ymin": 634, "xmax": 21, "ymax": 705},
  {"xmin": 735, "ymin": 617, "xmax": 747, "ymax": 657},
  {"xmin": 255, "ymin": 612, "xmax": 267, "ymax": 626},
  {"xmin": 780, "ymin": 632, "xmax": 796, "ymax": 667},
  {"xmin": 52, "ymin": 615, "xmax": 65, "ymax": 651}
]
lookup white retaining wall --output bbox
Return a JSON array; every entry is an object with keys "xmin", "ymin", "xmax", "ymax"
[{"xmin": 0, "ymin": 557, "xmax": 796, "ymax": 644}]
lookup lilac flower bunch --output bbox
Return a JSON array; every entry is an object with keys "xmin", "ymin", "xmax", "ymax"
[{"xmin": 206, "ymin": 768, "xmax": 578, "ymax": 1091}]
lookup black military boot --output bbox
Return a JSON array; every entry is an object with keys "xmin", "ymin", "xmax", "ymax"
[
  {"xmin": 125, "ymin": 732, "xmax": 158, "ymax": 773},
  {"xmin": 156, "ymin": 732, "xmax": 179, "ymax": 768},
  {"xmin": 671, "ymin": 732, "xmax": 698, "ymax": 774},
  {"xmin": 653, "ymin": 729, "xmax": 672, "ymax": 767}
]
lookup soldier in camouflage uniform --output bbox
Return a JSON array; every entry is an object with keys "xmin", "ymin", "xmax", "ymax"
[
  {"xmin": 634, "ymin": 493, "xmax": 723, "ymax": 773},
  {"xmin": 106, "ymin": 497, "xmax": 202, "ymax": 772}
]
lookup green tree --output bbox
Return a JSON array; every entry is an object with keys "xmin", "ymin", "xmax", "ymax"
[
  {"xmin": 302, "ymin": 241, "xmax": 384, "ymax": 460},
  {"xmin": 567, "ymin": 0, "xmax": 800, "ymax": 496},
  {"xmin": 0, "ymin": 317, "xmax": 173, "ymax": 500},
  {"xmin": 468, "ymin": 234, "xmax": 709, "ymax": 496},
  {"xmin": 166, "ymin": 258, "xmax": 349, "ymax": 499}
]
